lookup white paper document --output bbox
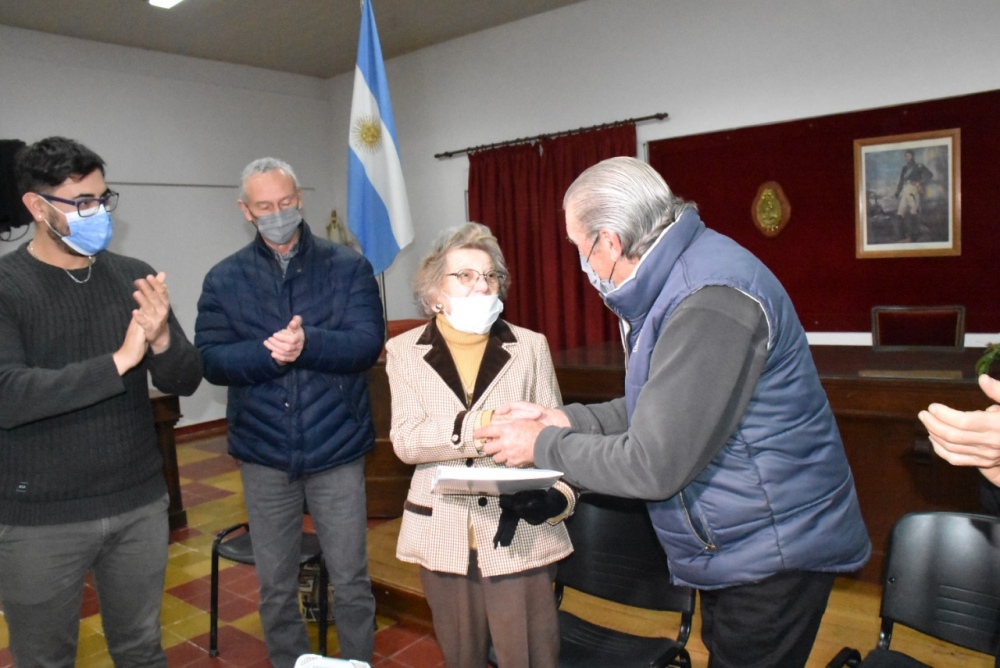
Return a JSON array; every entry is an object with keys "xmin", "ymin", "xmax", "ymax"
[
  {"xmin": 431, "ymin": 466, "xmax": 563, "ymax": 496},
  {"xmin": 294, "ymin": 656, "xmax": 370, "ymax": 668}
]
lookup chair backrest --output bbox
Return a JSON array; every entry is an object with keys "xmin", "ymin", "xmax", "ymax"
[
  {"xmin": 381, "ymin": 318, "xmax": 429, "ymax": 358},
  {"xmin": 871, "ymin": 305, "xmax": 965, "ymax": 349},
  {"xmin": 386, "ymin": 318, "xmax": 427, "ymax": 340},
  {"xmin": 878, "ymin": 511, "xmax": 1000, "ymax": 657},
  {"xmin": 557, "ymin": 493, "xmax": 695, "ymax": 615}
]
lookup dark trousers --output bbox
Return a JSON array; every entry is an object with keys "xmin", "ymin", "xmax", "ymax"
[
  {"xmin": 240, "ymin": 459, "xmax": 375, "ymax": 667},
  {"xmin": 699, "ymin": 570, "xmax": 836, "ymax": 668},
  {"xmin": 0, "ymin": 495, "xmax": 169, "ymax": 668},
  {"xmin": 420, "ymin": 550, "xmax": 559, "ymax": 668}
]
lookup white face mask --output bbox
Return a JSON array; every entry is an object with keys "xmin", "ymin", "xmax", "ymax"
[{"xmin": 444, "ymin": 294, "xmax": 504, "ymax": 335}]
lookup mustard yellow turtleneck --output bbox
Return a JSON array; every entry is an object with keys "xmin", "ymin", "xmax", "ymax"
[
  {"xmin": 435, "ymin": 313, "xmax": 489, "ymax": 406},
  {"xmin": 436, "ymin": 313, "xmax": 498, "ymax": 550}
]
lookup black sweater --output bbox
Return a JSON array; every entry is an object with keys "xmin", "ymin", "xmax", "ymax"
[{"xmin": 0, "ymin": 244, "xmax": 202, "ymax": 525}]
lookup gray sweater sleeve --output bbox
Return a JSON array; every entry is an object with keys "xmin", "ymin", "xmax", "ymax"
[
  {"xmin": 535, "ymin": 286, "xmax": 769, "ymax": 500},
  {"xmin": 146, "ymin": 311, "xmax": 203, "ymax": 397}
]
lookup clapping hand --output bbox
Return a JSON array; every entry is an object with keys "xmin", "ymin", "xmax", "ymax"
[
  {"xmin": 919, "ymin": 374, "xmax": 1000, "ymax": 486},
  {"xmin": 265, "ymin": 315, "xmax": 305, "ymax": 365},
  {"xmin": 132, "ymin": 272, "xmax": 171, "ymax": 354}
]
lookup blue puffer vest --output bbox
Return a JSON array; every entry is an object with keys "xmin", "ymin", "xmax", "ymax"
[
  {"xmin": 606, "ymin": 210, "xmax": 870, "ymax": 589},
  {"xmin": 195, "ymin": 223, "xmax": 384, "ymax": 480}
]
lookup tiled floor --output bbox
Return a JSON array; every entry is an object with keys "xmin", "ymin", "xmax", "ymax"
[
  {"xmin": 7, "ymin": 435, "xmax": 995, "ymax": 668},
  {"xmin": 0, "ymin": 435, "xmax": 445, "ymax": 668}
]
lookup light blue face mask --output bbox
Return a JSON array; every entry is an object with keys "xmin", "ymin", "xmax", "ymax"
[
  {"xmin": 44, "ymin": 202, "xmax": 113, "ymax": 256},
  {"xmin": 579, "ymin": 252, "xmax": 617, "ymax": 295}
]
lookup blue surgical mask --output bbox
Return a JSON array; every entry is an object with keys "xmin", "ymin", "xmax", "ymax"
[
  {"xmin": 579, "ymin": 253, "xmax": 617, "ymax": 295},
  {"xmin": 255, "ymin": 207, "xmax": 302, "ymax": 245},
  {"xmin": 44, "ymin": 202, "xmax": 113, "ymax": 256}
]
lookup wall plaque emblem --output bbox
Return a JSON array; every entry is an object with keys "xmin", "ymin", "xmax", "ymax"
[{"xmin": 752, "ymin": 181, "xmax": 790, "ymax": 238}]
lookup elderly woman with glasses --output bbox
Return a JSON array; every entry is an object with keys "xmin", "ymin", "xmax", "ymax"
[{"xmin": 385, "ymin": 222, "xmax": 575, "ymax": 668}]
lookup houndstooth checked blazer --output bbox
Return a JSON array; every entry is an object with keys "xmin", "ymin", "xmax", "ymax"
[{"xmin": 386, "ymin": 317, "xmax": 574, "ymax": 578}]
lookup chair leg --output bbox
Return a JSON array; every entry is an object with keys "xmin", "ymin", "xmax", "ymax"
[
  {"xmin": 317, "ymin": 560, "xmax": 329, "ymax": 656},
  {"xmin": 209, "ymin": 545, "xmax": 220, "ymax": 657}
]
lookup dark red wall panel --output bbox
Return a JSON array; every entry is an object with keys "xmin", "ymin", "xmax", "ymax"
[{"xmin": 648, "ymin": 90, "xmax": 999, "ymax": 333}]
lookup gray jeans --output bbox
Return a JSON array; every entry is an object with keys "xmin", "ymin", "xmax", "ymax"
[
  {"xmin": 0, "ymin": 494, "xmax": 170, "ymax": 668},
  {"xmin": 240, "ymin": 457, "xmax": 375, "ymax": 668}
]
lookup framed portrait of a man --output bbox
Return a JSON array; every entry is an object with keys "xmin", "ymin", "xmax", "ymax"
[{"xmin": 854, "ymin": 128, "xmax": 960, "ymax": 258}]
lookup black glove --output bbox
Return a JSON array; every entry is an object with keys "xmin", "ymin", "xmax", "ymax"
[{"xmin": 492, "ymin": 488, "xmax": 569, "ymax": 549}]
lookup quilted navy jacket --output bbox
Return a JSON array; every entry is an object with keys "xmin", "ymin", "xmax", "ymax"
[{"xmin": 195, "ymin": 223, "xmax": 385, "ymax": 479}]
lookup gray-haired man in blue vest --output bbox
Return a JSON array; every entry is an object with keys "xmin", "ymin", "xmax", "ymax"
[{"xmin": 479, "ymin": 157, "xmax": 870, "ymax": 668}]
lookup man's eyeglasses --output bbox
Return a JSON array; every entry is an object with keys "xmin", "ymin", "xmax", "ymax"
[
  {"xmin": 584, "ymin": 234, "xmax": 599, "ymax": 263},
  {"xmin": 446, "ymin": 268, "xmax": 507, "ymax": 288},
  {"xmin": 40, "ymin": 190, "xmax": 119, "ymax": 217}
]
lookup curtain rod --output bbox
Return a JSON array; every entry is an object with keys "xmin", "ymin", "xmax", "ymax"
[{"xmin": 434, "ymin": 112, "xmax": 668, "ymax": 160}]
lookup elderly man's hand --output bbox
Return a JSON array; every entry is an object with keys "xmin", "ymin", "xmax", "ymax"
[
  {"xmin": 477, "ymin": 419, "xmax": 545, "ymax": 467},
  {"xmin": 919, "ymin": 374, "xmax": 1000, "ymax": 484},
  {"xmin": 492, "ymin": 401, "xmax": 570, "ymax": 427}
]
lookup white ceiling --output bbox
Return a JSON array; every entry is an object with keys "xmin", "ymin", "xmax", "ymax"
[{"xmin": 0, "ymin": 0, "xmax": 588, "ymax": 79}]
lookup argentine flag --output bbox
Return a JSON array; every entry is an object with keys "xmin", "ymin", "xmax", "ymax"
[{"xmin": 347, "ymin": 0, "xmax": 413, "ymax": 276}]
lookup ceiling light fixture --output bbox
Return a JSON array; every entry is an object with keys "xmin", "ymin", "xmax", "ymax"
[{"xmin": 149, "ymin": 0, "xmax": 186, "ymax": 8}]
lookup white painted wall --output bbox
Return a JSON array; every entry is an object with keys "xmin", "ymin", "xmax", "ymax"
[
  {"xmin": 327, "ymin": 0, "xmax": 1000, "ymax": 335},
  {"xmin": 3, "ymin": 0, "xmax": 999, "ymax": 424},
  {"xmin": 0, "ymin": 25, "xmax": 336, "ymax": 425}
]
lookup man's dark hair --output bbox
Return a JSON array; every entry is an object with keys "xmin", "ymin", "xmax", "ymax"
[{"xmin": 15, "ymin": 136, "xmax": 106, "ymax": 196}]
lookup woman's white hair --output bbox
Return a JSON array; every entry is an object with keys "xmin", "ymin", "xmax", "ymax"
[{"xmin": 412, "ymin": 222, "xmax": 510, "ymax": 317}]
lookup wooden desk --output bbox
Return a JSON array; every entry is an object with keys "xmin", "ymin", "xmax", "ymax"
[
  {"xmin": 550, "ymin": 343, "xmax": 990, "ymax": 583},
  {"xmin": 150, "ymin": 392, "xmax": 187, "ymax": 530},
  {"xmin": 811, "ymin": 346, "xmax": 988, "ymax": 582}
]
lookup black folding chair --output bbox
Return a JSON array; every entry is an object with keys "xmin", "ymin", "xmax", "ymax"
[
  {"xmin": 490, "ymin": 493, "xmax": 695, "ymax": 667},
  {"xmin": 554, "ymin": 493, "xmax": 695, "ymax": 668},
  {"xmin": 827, "ymin": 511, "xmax": 1000, "ymax": 667}
]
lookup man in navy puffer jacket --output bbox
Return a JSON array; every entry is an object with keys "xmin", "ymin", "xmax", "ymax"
[{"xmin": 196, "ymin": 158, "xmax": 384, "ymax": 667}]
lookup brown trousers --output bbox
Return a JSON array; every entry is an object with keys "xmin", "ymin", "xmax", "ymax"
[{"xmin": 419, "ymin": 550, "xmax": 559, "ymax": 668}]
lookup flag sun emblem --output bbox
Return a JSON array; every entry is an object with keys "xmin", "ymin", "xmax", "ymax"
[{"xmin": 351, "ymin": 115, "xmax": 383, "ymax": 154}]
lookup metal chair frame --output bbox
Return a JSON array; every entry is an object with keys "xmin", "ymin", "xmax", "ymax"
[{"xmin": 209, "ymin": 522, "xmax": 329, "ymax": 657}]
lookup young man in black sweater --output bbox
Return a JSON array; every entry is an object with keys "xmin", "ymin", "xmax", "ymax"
[{"xmin": 0, "ymin": 137, "xmax": 202, "ymax": 666}]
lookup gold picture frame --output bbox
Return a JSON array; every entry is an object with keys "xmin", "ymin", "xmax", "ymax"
[{"xmin": 854, "ymin": 128, "xmax": 960, "ymax": 258}]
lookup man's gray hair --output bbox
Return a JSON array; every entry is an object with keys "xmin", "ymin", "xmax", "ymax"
[
  {"xmin": 412, "ymin": 222, "xmax": 510, "ymax": 317},
  {"xmin": 563, "ymin": 157, "xmax": 696, "ymax": 259},
  {"xmin": 240, "ymin": 157, "xmax": 299, "ymax": 201}
]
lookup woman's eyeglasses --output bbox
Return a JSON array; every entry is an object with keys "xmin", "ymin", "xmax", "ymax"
[{"xmin": 446, "ymin": 268, "xmax": 507, "ymax": 288}]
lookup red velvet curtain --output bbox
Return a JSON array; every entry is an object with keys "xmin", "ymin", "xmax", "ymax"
[{"xmin": 467, "ymin": 124, "xmax": 635, "ymax": 350}]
